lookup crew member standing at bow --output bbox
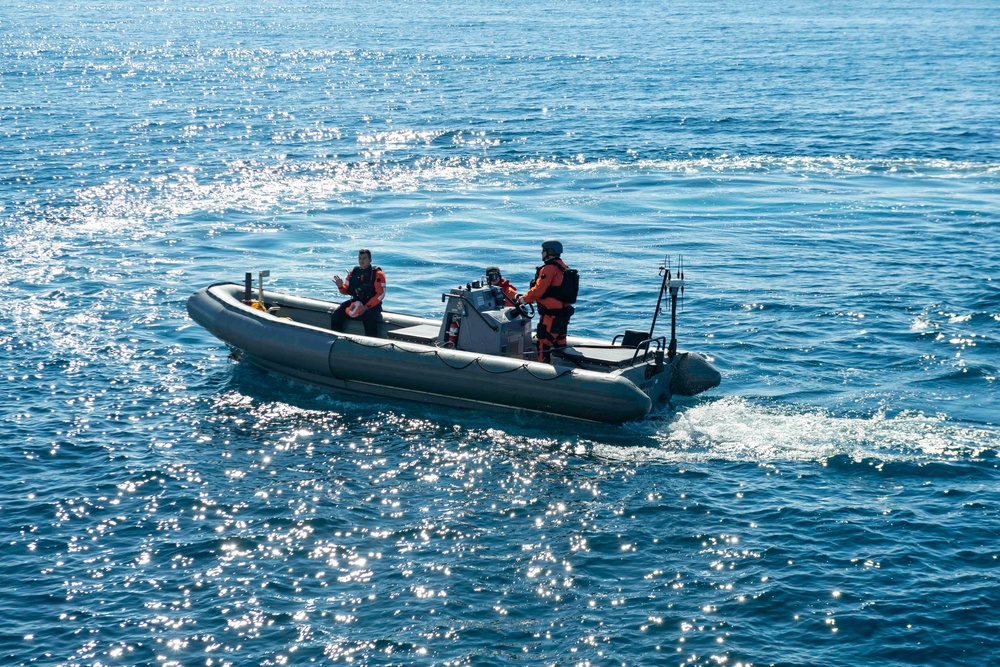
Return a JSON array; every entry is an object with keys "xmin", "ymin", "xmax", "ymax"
[
  {"xmin": 331, "ymin": 248, "xmax": 387, "ymax": 338},
  {"xmin": 520, "ymin": 239, "xmax": 577, "ymax": 363}
]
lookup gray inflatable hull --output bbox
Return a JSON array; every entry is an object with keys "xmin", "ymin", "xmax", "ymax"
[{"xmin": 187, "ymin": 283, "xmax": 719, "ymax": 424}]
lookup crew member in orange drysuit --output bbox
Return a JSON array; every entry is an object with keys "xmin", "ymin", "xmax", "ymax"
[
  {"xmin": 485, "ymin": 266, "xmax": 520, "ymax": 306},
  {"xmin": 331, "ymin": 248, "xmax": 387, "ymax": 337},
  {"xmin": 520, "ymin": 239, "xmax": 574, "ymax": 363}
]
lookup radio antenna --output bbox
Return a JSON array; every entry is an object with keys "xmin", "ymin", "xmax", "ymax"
[
  {"xmin": 649, "ymin": 255, "xmax": 683, "ymax": 360},
  {"xmin": 649, "ymin": 255, "xmax": 669, "ymax": 340}
]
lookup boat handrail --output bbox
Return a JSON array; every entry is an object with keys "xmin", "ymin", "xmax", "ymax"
[
  {"xmin": 607, "ymin": 335, "xmax": 667, "ymax": 365},
  {"xmin": 631, "ymin": 336, "xmax": 666, "ymax": 365}
]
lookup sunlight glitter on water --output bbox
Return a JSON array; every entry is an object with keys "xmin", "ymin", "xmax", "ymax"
[{"xmin": 4, "ymin": 4, "xmax": 999, "ymax": 663}]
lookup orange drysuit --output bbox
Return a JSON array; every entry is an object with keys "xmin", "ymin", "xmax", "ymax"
[
  {"xmin": 493, "ymin": 277, "xmax": 520, "ymax": 307},
  {"xmin": 522, "ymin": 258, "xmax": 573, "ymax": 363}
]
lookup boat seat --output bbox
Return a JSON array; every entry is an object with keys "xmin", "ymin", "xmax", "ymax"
[
  {"xmin": 620, "ymin": 329, "xmax": 649, "ymax": 348},
  {"xmin": 552, "ymin": 345, "xmax": 648, "ymax": 369},
  {"xmin": 386, "ymin": 323, "xmax": 441, "ymax": 345}
]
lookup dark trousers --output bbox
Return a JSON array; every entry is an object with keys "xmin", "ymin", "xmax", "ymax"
[
  {"xmin": 536, "ymin": 313, "xmax": 569, "ymax": 363},
  {"xmin": 331, "ymin": 301, "xmax": 383, "ymax": 338}
]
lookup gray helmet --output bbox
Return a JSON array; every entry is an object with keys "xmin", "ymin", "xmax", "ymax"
[
  {"xmin": 541, "ymin": 239, "xmax": 563, "ymax": 255},
  {"xmin": 485, "ymin": 266, "xmax": 501, "ymax": 281}
]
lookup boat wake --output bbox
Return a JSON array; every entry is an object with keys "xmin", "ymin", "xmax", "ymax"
[{"xmin": 590, "ymin": 396, "xmax": 1000, "ymax": 464}]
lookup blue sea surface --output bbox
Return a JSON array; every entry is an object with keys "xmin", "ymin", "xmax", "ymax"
[{"xmin": 2, "ymin": 1, "xmax": 999, "ymax": 665}]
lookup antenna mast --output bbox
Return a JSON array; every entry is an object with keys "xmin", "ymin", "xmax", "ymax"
[{"xmin": 649, "ymin": 255, "xmax": 684, "ymax": 361}]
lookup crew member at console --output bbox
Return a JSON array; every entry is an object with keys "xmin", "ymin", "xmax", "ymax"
[
  {"xmin": 520, "ymin": 239, "xmax": 577, "ymax": 363},
  {"xmin": 331, "ymin": 248, "xmax": 386, "ymax": 337},
  {"xmin": 485, "ymin": 266, "xmax": 520, "ymax": 306}
]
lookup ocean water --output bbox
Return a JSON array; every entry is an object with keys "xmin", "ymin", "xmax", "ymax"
[{"xmin": 2, "ymin": 1, "xmax": 999, "ymax": 665}]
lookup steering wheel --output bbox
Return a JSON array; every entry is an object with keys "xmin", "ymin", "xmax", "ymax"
[{"xmin": 513, "ymin": 301, "xmax": 535, "ymax": 318}]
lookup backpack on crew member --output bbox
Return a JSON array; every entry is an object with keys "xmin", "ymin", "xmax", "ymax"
[{"xmin": 552, "ymin": 267, "xmax": 579, "ymax": 304}]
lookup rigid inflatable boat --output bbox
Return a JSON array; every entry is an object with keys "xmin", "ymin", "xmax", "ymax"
[{"xmin": 186, "ymin": 267, "xmax": 720, "ymax": 424}]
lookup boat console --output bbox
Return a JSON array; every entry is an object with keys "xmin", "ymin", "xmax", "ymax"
[
  {"xmin": 442, "ymin": 283, "xmax": 533, "ymax": 358},
  {"xmin": 386, "ymin": 283, "xmax": 532, "ymax": 357}
]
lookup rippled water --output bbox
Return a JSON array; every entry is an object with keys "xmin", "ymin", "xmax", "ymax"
[{"xmin": 2, "ymin": 1, "xmax": 999, "ymax": 665}]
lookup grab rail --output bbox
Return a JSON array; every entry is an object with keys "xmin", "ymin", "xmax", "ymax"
[{"xmin": 610, "ymin": 334, "xmax": 667, "ymax": 365}]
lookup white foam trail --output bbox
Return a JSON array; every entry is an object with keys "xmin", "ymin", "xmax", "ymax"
[{"xmin": 588, "ymin": 397, "xmax": 1000, "ymax": 463}]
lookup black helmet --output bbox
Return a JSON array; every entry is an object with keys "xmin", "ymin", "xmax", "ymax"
[
  {"xmin": 485, "ymin": 266, "xmax": 502, "ymax": 282},
  {"xmin": 541, "ymin": 239, "xmax": 563, "ymax": 255}
]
